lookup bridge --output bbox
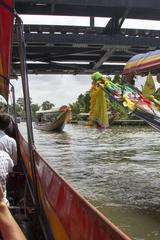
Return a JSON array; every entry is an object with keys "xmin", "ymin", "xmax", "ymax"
[{"xmin": 13, "ymin": 0, "xmax": 160, "ymax": 75}]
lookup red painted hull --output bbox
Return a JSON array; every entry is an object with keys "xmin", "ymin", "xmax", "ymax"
[{"xmin": 17, "ymin": 130, "xmax": 130, "ymax": 240}]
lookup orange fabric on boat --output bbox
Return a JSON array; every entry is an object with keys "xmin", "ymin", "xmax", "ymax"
[{"xmin": 0, "ymin": 0, "xmax": 13, "ymax": 101}]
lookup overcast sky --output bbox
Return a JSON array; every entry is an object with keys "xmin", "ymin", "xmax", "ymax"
[
  {"xmin": 11, "ymin": 16, "xmax": 160, "ymax": 107},
  {"xmin": 11, "ymin": 74, "xmax": 91, "ymax": 106}
]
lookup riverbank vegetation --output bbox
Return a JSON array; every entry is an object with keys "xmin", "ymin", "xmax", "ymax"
[
  {"xmin": 1, "ymin": 91, "xmax": 138, "ymax": 122},
  {"xmin": 70, "ymin": 91, "xmax": 138, "ymax": 122}
]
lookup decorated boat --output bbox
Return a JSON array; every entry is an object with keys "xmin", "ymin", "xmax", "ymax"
[
  {"xmin": 0, "ymin": 1, "xmax": 131, "ymax": 239},
  {"xmin": 88, "ymin": 50, "xmax": 160, "ymax": 131},
  {"xmin": 122, "ymin": 49, "xmax": 160, "ymax": 130},
  {"xmin": 99, "ymin": 77, "xmax": 160, "ymax": 131},
  {"xmin": 35, "ymin": 105, "xmax": 71, "ymax": 131}
]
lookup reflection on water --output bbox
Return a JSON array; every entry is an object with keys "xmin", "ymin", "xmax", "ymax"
[{"xmin": 19, "ymin": 123, "xmax": 160, "ymax": 240}]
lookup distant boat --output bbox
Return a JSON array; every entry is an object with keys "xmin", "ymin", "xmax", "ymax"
[{"xmin": 35, "ymin": 105, "xmax": 71, "ymax": 131}]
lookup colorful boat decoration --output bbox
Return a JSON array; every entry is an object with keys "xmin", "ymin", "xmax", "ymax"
[
  {"xmin": 123, "ymin": 49, "xmax": 160, "ymax": 75},
  {"xmin": 35, "ymin": 105, "xmax": 71, "ymax": 131},
  {"xmin": 99, "ymin": 78, "xmax": 160, "ymax": 131},
  {"xmin": 0, "ymin": 1, "xmax": 131, "ymax": 239},
  {"xmin": 100, "ymin": 48, "xmax": 160, "ymax": 130}
]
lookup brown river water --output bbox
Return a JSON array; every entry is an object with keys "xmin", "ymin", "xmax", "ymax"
[{"xmin": 19, "ymin": 123, "xmax": 160, "ymax": 240}]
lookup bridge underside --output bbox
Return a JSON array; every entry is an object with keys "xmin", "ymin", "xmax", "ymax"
[
  {"xmin": 15, "ymin": 0, "xmax": 160, "ymax": 20},
  {"xmin": 12, "ymin": 0, "xmax": 160, "ymax": 75}
]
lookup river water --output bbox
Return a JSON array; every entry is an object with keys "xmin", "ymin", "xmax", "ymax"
[{"xmin": 19, "ymin": 123, "xmax": 160, "ymax": 240}]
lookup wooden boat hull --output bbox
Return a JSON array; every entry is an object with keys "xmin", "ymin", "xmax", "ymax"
[{"xmin": 34, "ymin": 111, "xmax": 68, "ymax": 131}]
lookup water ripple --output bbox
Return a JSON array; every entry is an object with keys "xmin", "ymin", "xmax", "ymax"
[{"xmin": 19, "ymin": 123, "xmax": 160, "ymax": 240}]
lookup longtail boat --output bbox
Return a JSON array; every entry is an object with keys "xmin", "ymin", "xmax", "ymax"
[
  {"xmin": 35, "ymin": 105, "xmax": 71, "ymax": 131},
  {"xmin": 0, "ymin": 1, "xmax": 131, "ymax": 239},
  {"xmin": 122, "ymin": 49, "xmax": 160, "ymax": 130},
  {"xmin": 99, "ymin": 77, "xmax": 160, "ymax": 131},
  {"xmin": 92, "ymin": 49, "xmax": 160, "ymax": 131}
]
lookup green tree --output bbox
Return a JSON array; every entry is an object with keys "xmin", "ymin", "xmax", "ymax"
[
  {"xmin": 70, "ymin": 102, "xmax": 80, "ymax": 120},
  {"xmin": 16, "ymin": 97, "xmax": 32, "ymax": 110},
  {"xmin": 77, "ymin": 94, "xmax": 85, "ymax": 112},
  {"xmin": 16, "ymin": 97, "xmax": 32, "ymax": 120},
  {"xmin": 16, "ymin": 98, "xmax": 25, "ymax": 119},
  {"xmin": 83, "ymin": 92, "xmax": 90, "ymax": 113},
  {"xmin": 41, "ymin": 101, "xmax": 54, "ymax": 110},
  {"xmin": 31, "ymin": 104, "xmax": 40, "ymax": 121},
  {"xmin": 16, "ymin": 98, "xmax": 25, "ymax": 111},
  {"xmin": 71, "ymin": 91, "xmax": 90, "ymax": 120}
]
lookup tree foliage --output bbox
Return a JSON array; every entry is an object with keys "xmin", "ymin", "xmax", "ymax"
[
  {"xmin": 13, "ymin": 98, "xmax": 40, "ymax": 121},
  {"xmin": 31, "ymin": 104, "xmax": 40, "ymax": 120},
  {"xmin": 71, "ymin": 92, "xmax": 90, "ymax": 120},
  {"xmin": 41, "ymin": 101, "xmax": 54, "ymax": 110},
  {"xmin": 10, "ymin": 98, "xmax": 55, "ymax": 121}
]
